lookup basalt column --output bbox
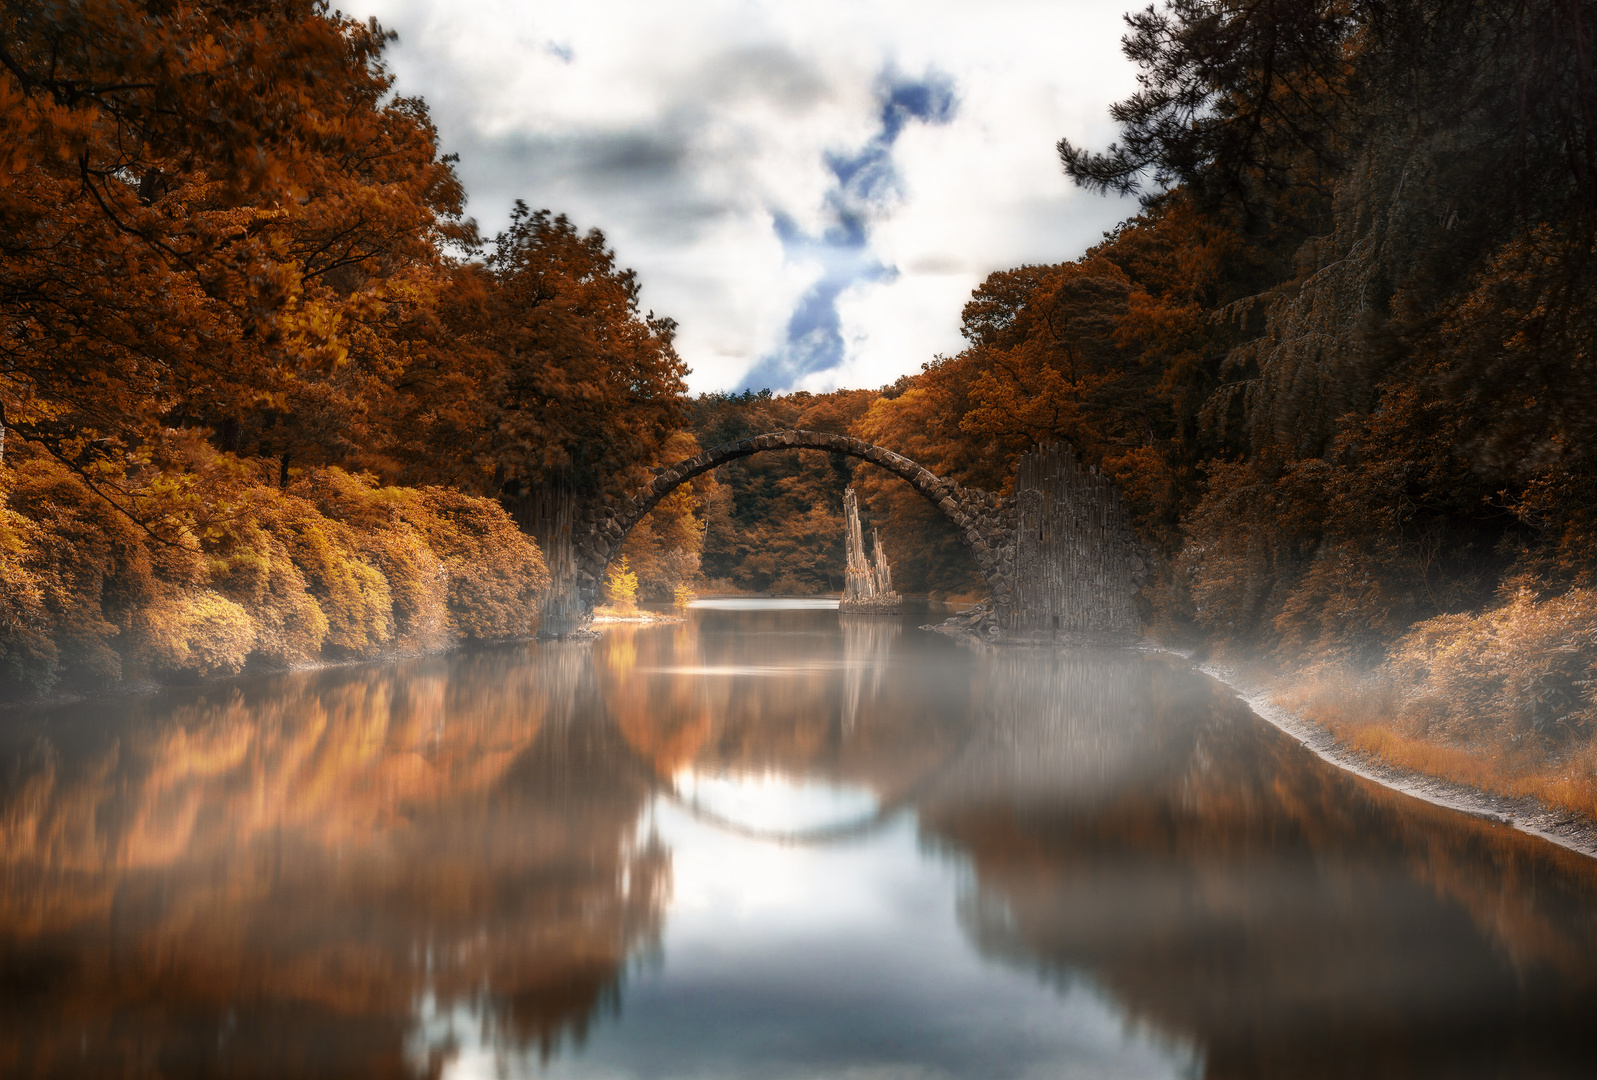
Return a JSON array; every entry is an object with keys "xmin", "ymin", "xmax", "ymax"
[
  {"xmin": 510, "ymin": 482, "xmax": 585, "ymax": 636},
  {"xmin": 840, "ymin": 487, "xmax": 901, "ymax": 615},
  {"xmin": 1006, "ymin": 444, "xmax": 1143, "ymax": 643}
]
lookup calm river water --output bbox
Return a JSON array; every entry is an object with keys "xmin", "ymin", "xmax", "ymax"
[{"xmin": 3, "ymin": 599, "xmax": 1597, "ymax": 1078}]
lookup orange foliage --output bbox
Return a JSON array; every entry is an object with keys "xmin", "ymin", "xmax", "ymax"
[
  {"xmin": 0, "ymin": 451, "xmax": 546, "ymax": 693},
  {"xmin": 692, "ymin": 391, "xmax": 875, "ymax": 594},
  {"xmin": 0, "ymin": 0, "xmax": 469, "ymax": 519},
  {"xmin": 0, "ymin": 2, "xmax": 575, "ymax": 696}
]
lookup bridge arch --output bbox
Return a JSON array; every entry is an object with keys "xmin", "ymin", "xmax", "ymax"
[{"xmin": 561, "ymin": 429, "xmax": 1015, "ymax": 619}]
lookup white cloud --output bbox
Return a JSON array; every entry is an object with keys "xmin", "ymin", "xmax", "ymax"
[{"xmin": 349, "ymin": 0, "xmax": 1143, "ymax": 392}]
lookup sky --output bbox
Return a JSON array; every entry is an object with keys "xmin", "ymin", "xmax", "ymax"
[{"xmin": 346, "ymin": 0, "xmax": 1145, "ymax": 394}]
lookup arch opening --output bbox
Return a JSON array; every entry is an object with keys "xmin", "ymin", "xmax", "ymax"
[
  {"xmin": 543, "ymin": 433, "xmax": 1146, "ymax": 643},
  {"xmin": 555, "ymin": 430, "xmax": 1013, "ymax": 630}
]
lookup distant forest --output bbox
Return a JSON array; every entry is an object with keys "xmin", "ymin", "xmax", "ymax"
[{"xmin": 4, "ymin": 0, "xmax": 1596, "ymax": 771}]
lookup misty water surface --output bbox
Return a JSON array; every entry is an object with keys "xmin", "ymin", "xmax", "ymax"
[{"xmin": 2, "ymin": 600, "xmax": 1596, "ymax": 1079}]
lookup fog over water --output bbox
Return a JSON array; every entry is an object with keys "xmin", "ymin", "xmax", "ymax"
[{"xmin": 2, "ymin": 601, "xmax": 1595, "ymax": 1078}]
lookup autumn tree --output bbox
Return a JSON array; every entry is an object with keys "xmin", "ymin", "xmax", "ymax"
[
  {"xmin": 0, "ymin": 0, "xmax": 470, "ymax": 533},
  {"xmin": 472, "ymin": 205, "xmax": 686, "ymax": 504},
  {"xmin": 0, "ymin": 0, "xmax": 557, "ymax": 693}
]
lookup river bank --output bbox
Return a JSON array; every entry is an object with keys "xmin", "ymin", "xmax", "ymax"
[
  {"xmin": 922, "ymin": 603, "xmax": 1597, "ymax": 860},
  {"xmin": 591, "ymin": 606, "xmax": 684, "ymax": 625},
  {"xmin": 1193, "ymin": 657, "xmax": 1597, "ymax": 860}
]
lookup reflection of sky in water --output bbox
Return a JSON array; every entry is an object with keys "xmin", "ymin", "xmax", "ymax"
[
  {"xmin": 10, "ymin": 600, "xmax": 1596, "ymax": 1079},
  {"xmin": 421, "ymin": 806, "xmax": 1201, "ymax": 1080},
  {"xmin": 690, "ymin": 597, "xmax": 841, "ymax": 610},
  {"xmin": 673, "ymin": 768, "xmax": 880, "ymax": 834}
]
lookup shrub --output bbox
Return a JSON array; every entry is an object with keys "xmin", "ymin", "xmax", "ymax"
[
  {"xmin": 3, "ymin": 455, "xmax": 169, "ymax": 687},
  {"xmin": 207, "ymin": 529, "xmax": 330, "ymax": 666},
  {"xmin": 137, "ymin": 589, "xmax": 257, "ymax": 678},
  {"xmin": 605, "ymin": 557, "xmax": 639, "ymax": 614},
  {"xmin": 365, "ymin": 527, "xmax": 452, "ymax": 652},
  {"xmin": 276, "ymin": 503, "xmax": 395, "ymax": 659},
  {"xmin": 0, "ymin": 496, "xmax": 60, "ymax": 693},
  {"xmin": 1390, "ymin": 588, "xmax": 1597, "ymax": 747},
  {"xmin": 0, "ymin": 456, "xmax": 549, "ymax": 695},
  {"xmin": 287, "ymin": 468, "xmax": 451, "ymax": 651},
  {"xmin": 411, "ymin": 488, "xmax": 549, "ymax": 639}
]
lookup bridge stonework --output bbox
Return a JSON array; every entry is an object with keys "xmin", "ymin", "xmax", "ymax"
[{"xmin": 551, "ymin": 429, "xmax": 1147, "ymax": 643}]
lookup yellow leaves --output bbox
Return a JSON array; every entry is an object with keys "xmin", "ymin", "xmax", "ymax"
[
  {"xmin": 605, "ymin": 557, "xmax": 641, "ymax": 615},
  {"xmin": 136, "ymin": 589, "xmax": 257, "ymax": 678},
  {"xmin": 403, "ymin": 487, "xmax": 548, "ymax": 640},
  {"xmin": 276, "ymin": 293, "xmax": 351, "ymax": 371},
  {"xmin": 0, "ymin": 445, "xmax": 553, "ymax": 692},
  {"xmin": 281, "ymin": 511, "xmax": 395, "ymax": 658},
  {"xmin": 211, "ymin": 535, "xmax": 330, "ymax": 666},
  {"xmin": 1390, "ymin": 587, "xmax": 1597, "ymax": 746}
]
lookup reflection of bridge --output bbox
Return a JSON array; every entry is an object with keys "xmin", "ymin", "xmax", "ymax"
[
  {"xmin": 652, "ymin": 649, "xmax": 1162, "ymax": 846},
  {"xmin": 549, "ymin": 431, "xmax": 1149, "ymax": 643},
  {"xmin": 604, "ymin": 615, "xmax": 1178, "ymax": 846}
]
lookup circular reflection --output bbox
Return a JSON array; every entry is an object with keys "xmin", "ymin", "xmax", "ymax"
[{"xmin": 671, "ymin": 768, "xmax": 884, "ymax": 842}]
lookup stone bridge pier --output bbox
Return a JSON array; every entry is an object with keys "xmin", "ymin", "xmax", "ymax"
[{"xmin": 546, "ymin": 430, "xmax": 1146, "ymax": 643}]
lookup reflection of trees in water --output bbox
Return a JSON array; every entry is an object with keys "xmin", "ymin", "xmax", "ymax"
[
  {"xmin": 11, "ymin": 626, "xmax": 1595, "ymax": 1078},
  {"xmin": 0, "ymin": 645, "xmax": 667, "ymax": 1078},
  {"xmin": 922, "ymin": 653, "xmax": 1597, "ymax": 1078},
  {"xmin": 600, "ymin": 614, "xmax": 965, "ymax": 808},
  {"xmin": 920, "ymin": 648, "xmax": 1186, "ymax": 807}
]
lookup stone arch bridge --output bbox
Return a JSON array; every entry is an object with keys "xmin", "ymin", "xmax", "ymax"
[{"xmin": 552, "ymin": 430, "xmax": 1148, "ymax": 643}]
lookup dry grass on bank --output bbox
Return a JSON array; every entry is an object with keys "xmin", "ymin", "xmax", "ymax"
[
  {"xmin": 1271, "ymin": 588, "xmax": 1597, "ymax": 818},
  {"xmin": 1276, "ymin": 677, "xmax": 1597, "ymax": 816}
]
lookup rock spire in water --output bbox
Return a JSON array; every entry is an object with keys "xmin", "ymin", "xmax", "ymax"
[{"xmin": 841, "ymin": 487, "xmax": 901, "ymax": 614}]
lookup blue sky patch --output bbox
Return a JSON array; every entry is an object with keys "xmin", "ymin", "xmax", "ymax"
[{"xmin": 743, "ymin": 71, "xmax": 959, "ymax": 391}]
